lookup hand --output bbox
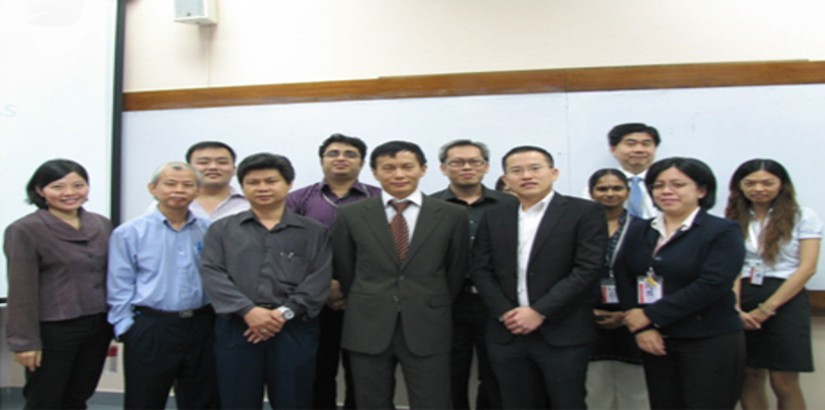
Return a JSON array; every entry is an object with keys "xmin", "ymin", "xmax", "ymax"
[
  {"xmin": 594, "ymin": 309, "xmax": 625, "ymax": 330},
  {"xmin": 326, "ymin": 280, "xmax": 347, "ymax": 311},
  {"xmin": 242, "ymin": 307, "xmax": 286, "ymax": 343},
  {"xmin": 635, "ymin": 329, "xmax": 666, "ymax": 356},
  {"xmin": 746, "ymin": 308, "xmax": 772, "ymax": 327},
  {"xmin": 623, "ymin": 308, "xmax": 652, "ymax": 333},
  {"xmin": 738, "ymin": 310, "xmax": 762, "ymax": 330},
  {"xmin": 502, "ymin": 307, "xmax": 545, "ymax": 335},
  {"xmin": 14, "ymin": 350, "xmax": 42, "ymax": 372}
]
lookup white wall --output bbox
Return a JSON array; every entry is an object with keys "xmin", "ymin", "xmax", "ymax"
[{"xmin": 124, "ymin": 0, "xmax": 825, "ymax": 92}]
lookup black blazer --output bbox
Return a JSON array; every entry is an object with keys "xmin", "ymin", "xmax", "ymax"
[
  {"xmin": 471, "ymin": 193, "xmax": 607, "ymax": 347},
  {"xmin": 615, "ymin": 210, "xmax": 745, "ymax": 339}
]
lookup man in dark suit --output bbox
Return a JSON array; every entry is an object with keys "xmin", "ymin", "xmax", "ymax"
[
  {"xmin": 331, "ymin": 140, "xmax": 470, "ymax": 409},
  {"xmin": 471, "ymin": 145, "xmax": 607, "ymax": 409}
]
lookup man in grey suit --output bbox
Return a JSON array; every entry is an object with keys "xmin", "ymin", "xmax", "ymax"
[
  {"xmin": 331, "ymin": 140, "xmax": 470, "ymax": 409},
  {"xmin": 471, "ymin": 146, "xmax": 607, "ymax": 409}
]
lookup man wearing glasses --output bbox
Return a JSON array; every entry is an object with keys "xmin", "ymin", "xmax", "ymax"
[
  {"xmin": 287, "ymin": 133, "xmax": 381, "ymax": 410},
  {"xmin": 431, "ymin": 140, "xmax": 516, "ymax": 410}
]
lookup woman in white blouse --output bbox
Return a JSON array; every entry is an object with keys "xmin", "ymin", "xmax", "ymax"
[{"xmin": 726, "ymin": 159, "xmax": 822, "ymax": 410}]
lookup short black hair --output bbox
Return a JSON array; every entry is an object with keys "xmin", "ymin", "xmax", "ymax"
[
  {"xmin": 237, "ymin": 153, "xmax": 295, "ymax": 185},
  {"xmin": 607, "ymin": 123, "xmax": 661, "ymax": 147},
  {"xmin": 318, "ymin": 133, "xmax": 368, "ymax": 160},
  {"xmin": 588, "ymin": 168, "xmax": 629, "ymax": 193},
  {"xmin": 438, "ymin": 139, "xmax": 490, "ymax": 163},
  {"xmin": 370, "ymin": 141, "xmax": 427, "ymax": 169},
  {"xmin": 501, "ymin": 146, "xmax": 554, "ymax": 171},
  {"xmin": 26, "ymin": 159, "xmax": 89, "ymax": 209},
  {"xmin": 185, "ymin": 141, "xmax": 237, "ymax": 163},
  {"xmin": 646, "ymin": 157, "xmax": 716, "ymax": 210}
]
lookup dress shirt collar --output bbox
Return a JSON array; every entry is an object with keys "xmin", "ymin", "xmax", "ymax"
[
  {"xmin": 149, "ymin": 206, "xmax": 198, "ymax": 230},
  {"xmin": 437, "ymin": 185, "xmax": 500, "ymax": 205},
  {"xmin": 320, "ymin": 179, "xmax": 374, "ymax": 198},
  {"xmin": 237, "ymin": 208, "xmax": 308, "ymax": 231},
  {"xmin": 381, "ymin": 190, "xmax": 423, "ymax": 208},
  {"xmin": 650, "ymin": 206, "xmax": 702, "ymax": 240},
  {"xmin": 621, "ymin": 168, "xmax": 649, "ymax": 180},
  {"xmin": 519, "ymin": 190, "xmax": 555, "ymax": 216}
]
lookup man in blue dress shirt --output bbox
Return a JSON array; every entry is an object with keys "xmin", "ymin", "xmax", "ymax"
[{"xmin": 108, "ymin": 162, "xmax": 219, "ymax": 409}]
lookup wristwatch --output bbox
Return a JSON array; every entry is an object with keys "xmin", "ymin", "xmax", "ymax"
[{"xmin": 277, "ymin": 306, "xmax": 295, "ymax": 321}]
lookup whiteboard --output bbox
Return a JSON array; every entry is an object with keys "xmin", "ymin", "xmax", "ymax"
[
  {"xmin": 122, "ymin": 84, "xmax": 825, "ymax": 288},
  {"xmin": 0, "ymin": 0, "xmax": 118, "ymax": 300}
]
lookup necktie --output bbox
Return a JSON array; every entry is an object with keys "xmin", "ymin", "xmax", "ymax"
[
  {"xmin": 390, "ymin": 200, "xmax": 411, "ymax": 262},
  {"xmin": 628, "ymin": 176, "xmax": 644, "ymax": 218}
]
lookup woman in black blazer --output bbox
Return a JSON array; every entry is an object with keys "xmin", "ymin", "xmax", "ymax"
[{"xmin": 615, "ymin": 157, "xmax": 746, "ymax": 410}]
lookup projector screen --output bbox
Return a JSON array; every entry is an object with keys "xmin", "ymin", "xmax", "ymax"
[{"xmin": 0, "ymin": 0, "xmax": 119, "ymax": 300}]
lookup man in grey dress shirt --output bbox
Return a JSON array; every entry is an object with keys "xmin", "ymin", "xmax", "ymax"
[{"xmin": 200, "ymin": 153, "xmax": 332, "ymax": 409}]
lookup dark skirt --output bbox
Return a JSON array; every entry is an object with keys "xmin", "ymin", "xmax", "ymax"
[{"xmin": 740, "ymin": 277, "xmax": 813, "ymax": 372}]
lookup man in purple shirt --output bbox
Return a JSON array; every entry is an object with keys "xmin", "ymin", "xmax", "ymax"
[{"xmin": 287, "ymin": 133, "xmax": 381, "ymax": 410}]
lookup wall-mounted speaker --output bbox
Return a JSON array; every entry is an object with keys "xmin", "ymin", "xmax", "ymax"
[{"xmin": 174, "ymin": 0, "xmax": 217, "ymax": 25}]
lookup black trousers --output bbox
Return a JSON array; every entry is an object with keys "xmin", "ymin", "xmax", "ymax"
[
  {"xmin": 642, "ymin": 330, "xmax": 745, "ymax": 410},
  {"xmin": 24, "ymin": 313, "xmax": 112, "ymax": 409},
  {"xmin": 487, "ymin": 332, "xmax": 589, "ymax": 410},
  {"xmin": 312, "ymin": 306, "xmax": 356, "ymax": 409},
  {"xmin": 451, "ymin": 292, "xmax": 501, "ymax": 410},
  {"xmin": 122, "ymin": 308, "xmax": 219, "ymax": 410}
]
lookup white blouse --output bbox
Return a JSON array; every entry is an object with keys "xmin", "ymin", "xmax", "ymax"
[{"xmin": 741, "ymin": 207, "xmax": 823, "ymax": 280}]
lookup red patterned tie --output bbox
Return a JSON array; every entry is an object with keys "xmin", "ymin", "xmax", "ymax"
[{"xmin": 390, "ymin": 200, "xmax": 411, "ymax": 262}]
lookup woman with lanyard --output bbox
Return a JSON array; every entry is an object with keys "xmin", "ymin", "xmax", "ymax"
[
  {"xmin": 584, "ymin": 168, "xmax": 648, "ymax": 410},
  {"xmin": 614, "ymin": 157, "xmax": 746, "ymax": 409},
  {"xmin": 4, "ymin": 159, "xmax": 113, "ymax": 409},
  {"xmin": 726, "ymin": 159, "xmax": 822, "ymax": 410}
]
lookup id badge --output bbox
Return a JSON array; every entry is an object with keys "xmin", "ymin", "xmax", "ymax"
[
  {"xmin": 637, "ymin": 269, "xmax": 663, "ymax": 304},
  {"xmin": 600, "ymin": 278, "xmax": 619, "ymax": 304},
  {"xmin": 749, "ymin": 263, "xmax": 765, "ymax": 286}
]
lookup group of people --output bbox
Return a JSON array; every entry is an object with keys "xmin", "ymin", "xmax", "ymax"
[{"xmin": 3, "ymin": 124, "xmax": 820, "ymax": 410}]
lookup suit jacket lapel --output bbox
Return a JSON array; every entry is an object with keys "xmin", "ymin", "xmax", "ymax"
[
  {"xmin": 359, "ymin": 198, "xmax": 402, "ymax": 266},
  {"xmin": 528, "ymin": 193, "xmax": 566, "ymax": 266},
  {"xmin": 405, "ymin": 196, "xmax": 441, "ymax": 265}
]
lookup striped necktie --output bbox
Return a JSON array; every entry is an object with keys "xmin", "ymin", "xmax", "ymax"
[{"xmin": 390, "ymin": 200, "xmax": 411, "ymax": 261}]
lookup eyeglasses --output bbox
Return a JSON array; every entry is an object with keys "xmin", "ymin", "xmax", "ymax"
[
  {"xmin": 650, "ymin": 181, "xmax": 694, "ymax": 191},
  {"xmin": 324, "ymin": 150, "xmax": 360, "ymax": 159},
  {"xmin": 445, "ymin": 158, "xmax": 486, "ymax": 168}
]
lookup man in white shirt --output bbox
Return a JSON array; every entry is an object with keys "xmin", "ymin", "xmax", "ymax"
[{"xmin": 472, "ymin": 146, "xmax": 606, "ymax": 409}]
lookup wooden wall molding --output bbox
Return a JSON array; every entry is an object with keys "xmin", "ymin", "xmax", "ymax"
[
  {"xmin": 124, "ymin": 61, "xmax": 825, "ymax": 111},
  {"xmin": 122, "ymin": 60, "xmax": 825, "ymax": 312}
]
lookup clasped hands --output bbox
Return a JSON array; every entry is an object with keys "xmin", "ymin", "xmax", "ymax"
[
  {"xmin": 500, "ymin": 306, "xmax": 544, "ymax": 335},
  {"xmin": 243, "ymin": 307, "xmax": 286, "ymax": 344}
]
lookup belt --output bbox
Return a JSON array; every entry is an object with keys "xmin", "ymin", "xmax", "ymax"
[{"xmin": 134, "ymin": 305, "xmax": 212, "ymax": 319}]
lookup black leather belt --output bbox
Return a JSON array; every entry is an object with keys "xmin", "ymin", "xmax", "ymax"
[{"xmin": 134, "ymin": 305, "xmax": 212, "ymax": 318}]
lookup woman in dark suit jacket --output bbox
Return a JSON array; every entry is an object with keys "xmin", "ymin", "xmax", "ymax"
[{"xmin": 615, "ymin": 157, "xmax": 746, "ymax": 410}]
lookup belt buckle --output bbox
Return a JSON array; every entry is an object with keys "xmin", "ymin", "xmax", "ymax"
[{"xmin": 179, "ymin": 309, "xmax": 194, "ymax": 318}]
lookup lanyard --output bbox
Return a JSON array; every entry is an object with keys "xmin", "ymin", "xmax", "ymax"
[{"xmin": 607, "ymin": 216, "xmax": 632, "ymax": 279}]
